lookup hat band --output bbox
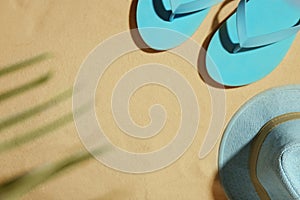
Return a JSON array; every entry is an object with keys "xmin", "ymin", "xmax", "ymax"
[{"xmin": 249, "ymin": 112, "xmax": 300, "ymax": 200}]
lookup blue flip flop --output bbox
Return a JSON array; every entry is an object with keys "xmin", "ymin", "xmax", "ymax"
[
  {"xmin": 206, "ymin": 0, "xmax": 300, "ymax": 86},
  {"xmin": 136, "ymin": 0, "xmax": 223, "ymax": 50}
]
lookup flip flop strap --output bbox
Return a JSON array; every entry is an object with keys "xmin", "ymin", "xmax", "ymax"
[
  {"xmin": 169, "ymin": 0, "xmax": 223, "ymax": 15},
  {"xmin": 236, "ymin": 0, "xmax": 300, "ymax": 49}
]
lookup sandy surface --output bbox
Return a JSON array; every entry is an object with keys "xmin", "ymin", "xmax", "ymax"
[{"xmin": 0, "ymin": 0, "xmax": 299, "ymax": 199}]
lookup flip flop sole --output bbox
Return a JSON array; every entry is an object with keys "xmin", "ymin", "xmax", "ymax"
[
  {"xmin": 137, "ymin": 0, "xmax": 210, "ymax": 50},
  {"xmin": 206, "ymin": 0, "xmax": 299, "ymax": 86}
]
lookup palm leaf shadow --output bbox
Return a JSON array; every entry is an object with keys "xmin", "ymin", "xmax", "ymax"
[
  {"xmin": 0, "ymin": 54, "xmax": 108, "ymax": 199},
  {"xmin": 0, "ymin": 108, "xmax": 72, "ymax": 153},
  {"xmin": 0, "ymin": 53, "xmax": 52, "ymax": 78},
  {"xmin": 0, "ymin": 146, "xmax": 109, "ymax": 200},
  {"xmin": 0, "ymin": 72, "xmax": 52, "ymax": 103},
  {"xmin": 0, "ymin": 89, "xmax": 72, "ymax": 132},
  {"xmin": 0, "ymin": 53, "xmax": 53, "ymax": 102}
]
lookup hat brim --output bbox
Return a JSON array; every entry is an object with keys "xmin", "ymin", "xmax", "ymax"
[{"xmin": 218, "ymin": 85, "xmax": 300, "ymax": 200}]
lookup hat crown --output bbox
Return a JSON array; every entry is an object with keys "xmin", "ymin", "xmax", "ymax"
[{"xmin": 256, "ymin": 119, "xmax": 300, "ymax": 199}]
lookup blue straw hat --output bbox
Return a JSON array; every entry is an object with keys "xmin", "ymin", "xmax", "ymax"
[{"xmin": 219, "ymin": 85, "xmax": 300, "ymax": 200}]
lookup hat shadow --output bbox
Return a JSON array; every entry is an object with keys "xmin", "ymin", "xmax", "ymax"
[
  {"xmin": 212, "ymin": 172, "xmax": 227, "ymax": 200},
  {"xmin": 217, "ymin": 141, "xmax": 260, "ymax": 199}
]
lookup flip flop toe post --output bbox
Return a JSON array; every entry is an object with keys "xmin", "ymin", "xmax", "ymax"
[
  {"xmin": 206, "ymin": 0, "xmax": 300, "ymax": 86},
  {"xmin": 137, "ymin": 0, "xmax": 223, "ymax": 50}
]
